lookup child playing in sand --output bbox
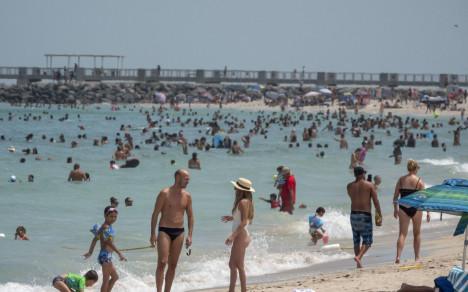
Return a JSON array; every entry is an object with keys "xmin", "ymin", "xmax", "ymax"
[
  {"xmin": 15, "ymin": 226, "xmax": 29, "ymax": 240},
  {"xmin": 52, "ymin": 270, "xmax": 98, "ymax": 292},
  {"xmin": 84, "ymin": 206, "xmax": 126, "ymax": 292},
  {"xmin": 309, "ymin": 207, "xmax": 328, "ymax": 245},
  {"xmin": 259, "ymin": 193, "xmax": 280, "ymax": 209}
]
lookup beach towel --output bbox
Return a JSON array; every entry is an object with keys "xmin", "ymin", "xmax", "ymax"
[{"xmin": 447, "ymin": 266, "xmax": 468, "ymax": 292}]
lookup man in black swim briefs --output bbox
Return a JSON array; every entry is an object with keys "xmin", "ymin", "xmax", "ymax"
[{"xmin": 150, "ymin": 169, "xmax": 194, "ymax": 292}]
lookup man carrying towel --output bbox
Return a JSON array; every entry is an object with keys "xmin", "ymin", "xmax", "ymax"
[{"xmin": 347, "ymin": 166, "xmax": 382, "ymax": 268}]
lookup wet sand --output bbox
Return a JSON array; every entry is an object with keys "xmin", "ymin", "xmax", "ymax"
[{"xmin": 199, "ymin": 221, "xmax": 464, "ymax": 292}]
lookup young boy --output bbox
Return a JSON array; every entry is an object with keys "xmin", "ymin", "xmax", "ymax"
[
  {"xmin": 259, "ymin": 193, "xmax": 280, "ymax": 209},
  {"xmin": 84, "ymin": 206, "xmax": 126, "ymax": 292},
  {"xmin": 52, "ymin": 270, "xmax": 98, "ymax": 292},
  {"xmin": 309, "ymin": 207, "xmax": 327, "ymax": 245}
]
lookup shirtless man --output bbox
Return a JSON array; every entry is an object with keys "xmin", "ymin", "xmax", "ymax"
[
  {"xmin": 187, "ymin": 153, "xmax": 201, "ymax": 170},
  {"xmin": 150, "ymin": 169, "xmax": 194, "ymax": 292},
  {"xmin": 67, "ymin": 163, "xmax": 87, "ymax": 182},
  {"xmin": 347, "ymin": 166, "xmax": 382, "ymax": 268}
]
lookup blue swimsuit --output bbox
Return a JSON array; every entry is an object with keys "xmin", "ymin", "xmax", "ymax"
[{"xmin": 91, "ymin": 224, "xmax": 115, "ymax": 265}]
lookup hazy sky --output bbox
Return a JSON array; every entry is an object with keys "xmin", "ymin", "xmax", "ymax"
[{"xmin": 1, "ymin": 0, "xmax": 467, "ymax": 73}]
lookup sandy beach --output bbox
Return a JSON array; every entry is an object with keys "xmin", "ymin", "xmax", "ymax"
[
  {"xmin": 203, "ymin": 233, "xmax": 464, "ymax": 292},
  {"xmin": 181, "ymin": 99, "xmax": 468, "ymax": 118}
]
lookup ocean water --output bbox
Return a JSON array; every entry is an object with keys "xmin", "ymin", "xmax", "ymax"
[{"xmin": 0, "ymin": 103, "xmax": 467, "ymax": 292}]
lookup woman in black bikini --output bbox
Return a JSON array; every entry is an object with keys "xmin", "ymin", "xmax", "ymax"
[{"xmin": 392, "ymin": 160, "xmax": 431, "ymax": 264}]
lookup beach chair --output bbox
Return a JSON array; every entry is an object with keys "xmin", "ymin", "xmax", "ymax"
[{"xmin": 446, "ymin": 266, "xmax": 468, "ymax": 291}]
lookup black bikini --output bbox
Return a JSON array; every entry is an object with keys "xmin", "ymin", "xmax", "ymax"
[
  {"xmin": 399, "ymin": 178, "xmax": 420, "ymax": 218},
  {"xmin": 159, "ymin": 226, "xmax": 184, "ymax": 241}
]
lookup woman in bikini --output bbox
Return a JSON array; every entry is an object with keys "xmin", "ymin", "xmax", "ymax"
[
  {"xmin": 392, "ymin": 160, "xmax": 430, "ymax": 264},
  {"xmin": 221, "ymin": 178, "xmax": 255, "ymax": 292}
]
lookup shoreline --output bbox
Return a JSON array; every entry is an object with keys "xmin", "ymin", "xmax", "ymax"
[
  {"xmin": 3, "ymin": 98, "xmax": 465, "ymax": 118},
  {"xmin": 196, "ymin": 222, "xmax": 464, "ymax": 292}
]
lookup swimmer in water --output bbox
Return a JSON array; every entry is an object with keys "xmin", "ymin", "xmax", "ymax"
[
  {"xmin": 259, "ymin": 193, "xmax": 280, "ymax": 209},
  {"xmin": 15, "ymin": 226, "xmax": 29, "ymax": 240},
  {"xmin": 68, "ymin": 163, "xmax": 87, "ymax": 182},
  {"xmin": 188, "ymin": 152, "xmax": 201, "ymax": 170}
]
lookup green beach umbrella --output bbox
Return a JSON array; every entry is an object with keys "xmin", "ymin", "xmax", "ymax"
[{"xmin": 399, "ymin": 178, "xmax": 468, "ymax": 270}]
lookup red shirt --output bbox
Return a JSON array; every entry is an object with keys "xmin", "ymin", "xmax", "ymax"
[{"xmin": 281, "ymin": 175, "xmax": 296, "ymax": 206}]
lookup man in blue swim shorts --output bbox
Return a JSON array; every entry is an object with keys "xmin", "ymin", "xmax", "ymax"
[{"xmin": 347, "ymin": 166, "xmax": 383, "ymax": 268}]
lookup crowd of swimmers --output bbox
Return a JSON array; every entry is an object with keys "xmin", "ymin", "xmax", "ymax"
[{"xmin": 2, "ymin": 99, "xmax": 467, "ymax": 292}]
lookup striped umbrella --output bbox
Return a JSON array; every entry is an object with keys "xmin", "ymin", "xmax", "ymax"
[{"xmin": 399, "ymin": 178, "xmax": 468, "ymax": 270}]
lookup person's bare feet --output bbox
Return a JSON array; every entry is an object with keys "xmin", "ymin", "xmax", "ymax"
[
  {"xmin": 395, "ymin": 258, "xmax": 400, "ymax": 264},
  {"xmin": 354, "ymin": 256, "xmax": 363, "ymax": 268}
]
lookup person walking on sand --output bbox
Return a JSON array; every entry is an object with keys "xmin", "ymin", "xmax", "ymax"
[
  {"xmin": 221, "ymin": 178, "xmax": 255, "ymax": 292},
  {"xmin": 392, "ymin": 160, "xmax": 430, "ymax": 264},
  {"xmin": 150, "ymin": 169, "xmax": 194, "ymax": 292},
  {"xmin": 347, "ymin": 166, "xmax": 382, "ymax": 268}
]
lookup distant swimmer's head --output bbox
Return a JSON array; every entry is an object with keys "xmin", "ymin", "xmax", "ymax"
[
  {"xmin": 125, "ymin": 197, "xmax": 133, "ymax": 207},
  {"xmin": 73, "ymin": 163, "xmax": 80, "ymax": 170},
  {"xmin": 192, "ymin": 152, "xmax": 198, "ymax": 159},
  {"xmin": 110, "ymin": 197, "xmax": 119, "ymax": 208},
  {"xmin": 27, "ymin": 174, "xmax": 34, "ymax": 182},
  {"xmin": 374, "ymin": 175, "xmax": 382, "ymax": 186},
  {"xmin": 407, "ymin": 159, "xmax": 420, "ymax": 173},
  {"xmin": 84, "ymin": 270, "xmax": 99, "ymax": 287},
  {"xmin": 9, "ymin": 175, "xmax": 16, "ymax": 182},
  {"xmin": 66, "ymin": 157, "xmax": 72, "ymax": 164},
  {"xmin": 20, "ymin": 158, "xmax": 26, "ymax": 163}
]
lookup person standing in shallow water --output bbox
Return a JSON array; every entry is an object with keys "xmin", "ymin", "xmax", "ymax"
[
  {"xmin": 221, "ymin": 178, "xmax": 255, "ymax": 292},
  {"xmin": 150, "ymin": 169, "xmax": 194, "ymax": 292},
  {"xmin": 392, "ymin": 160, "xmax": 430, "ymax": 264},
  {"xmin": 347, "ymin": 166, "xmax": 382, "ymax": 268}
]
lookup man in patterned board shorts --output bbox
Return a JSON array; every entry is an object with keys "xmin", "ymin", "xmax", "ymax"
[{"xmin": 347, "ymin": 166, "xmax": 383, "ymax": 268}]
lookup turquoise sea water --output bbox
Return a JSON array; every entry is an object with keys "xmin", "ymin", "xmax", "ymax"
[{"xmin": 0, "ymin": 103, "xmax": 467, "ymax": 291}]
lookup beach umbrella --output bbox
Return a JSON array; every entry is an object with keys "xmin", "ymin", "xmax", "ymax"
[
  {"xmin": 154, "ymin": 92, "xmax": 166, "ymax": 103},
  {"xmin": 398, "ymin": 178, "xmax": 468, "ymax": 270},
  {"xmin": 265, "ymin": 91, "xmax": 280, "ymax": 99},
  {"xmin": 304, "ymin": 91, "xmax": 320, "ymax": 97},
  {"xmin": 319, "ymin": 88, "xmax": 333, "ymax": 95}
]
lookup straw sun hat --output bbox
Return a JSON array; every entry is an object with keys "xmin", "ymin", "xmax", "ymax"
[{"xmin": 231, "ymin": 178, "xmax": 255, "ymax": 193}]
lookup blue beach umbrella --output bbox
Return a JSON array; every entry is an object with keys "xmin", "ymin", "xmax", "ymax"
[{"xmin": 399, "ymin": 178, "xmax": 468, "ymax": 270}]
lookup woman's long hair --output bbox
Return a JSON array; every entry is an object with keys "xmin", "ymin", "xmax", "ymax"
[{"xmin": 232, "ymin": 190, "xmax": 254, "ymax": 222}]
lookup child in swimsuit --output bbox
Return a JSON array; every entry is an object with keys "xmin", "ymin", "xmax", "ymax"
[
  {"xmin": 309, "ymin": 207, "xmax": 327, "ymax": 245},
  {"xmin": 52, "ymin": 270, "xmax": 98, "ymax": 292},
  {"xmin": 84, "ymin": 206, "xmax": 126, "ymax": 292},
  {"xmin": 15, "ymin": 226, "xmax": 29, "ymax": 240},
  {"xmin": 259, "ymin": 193, "xmax": 280, "ymax": 209}
]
